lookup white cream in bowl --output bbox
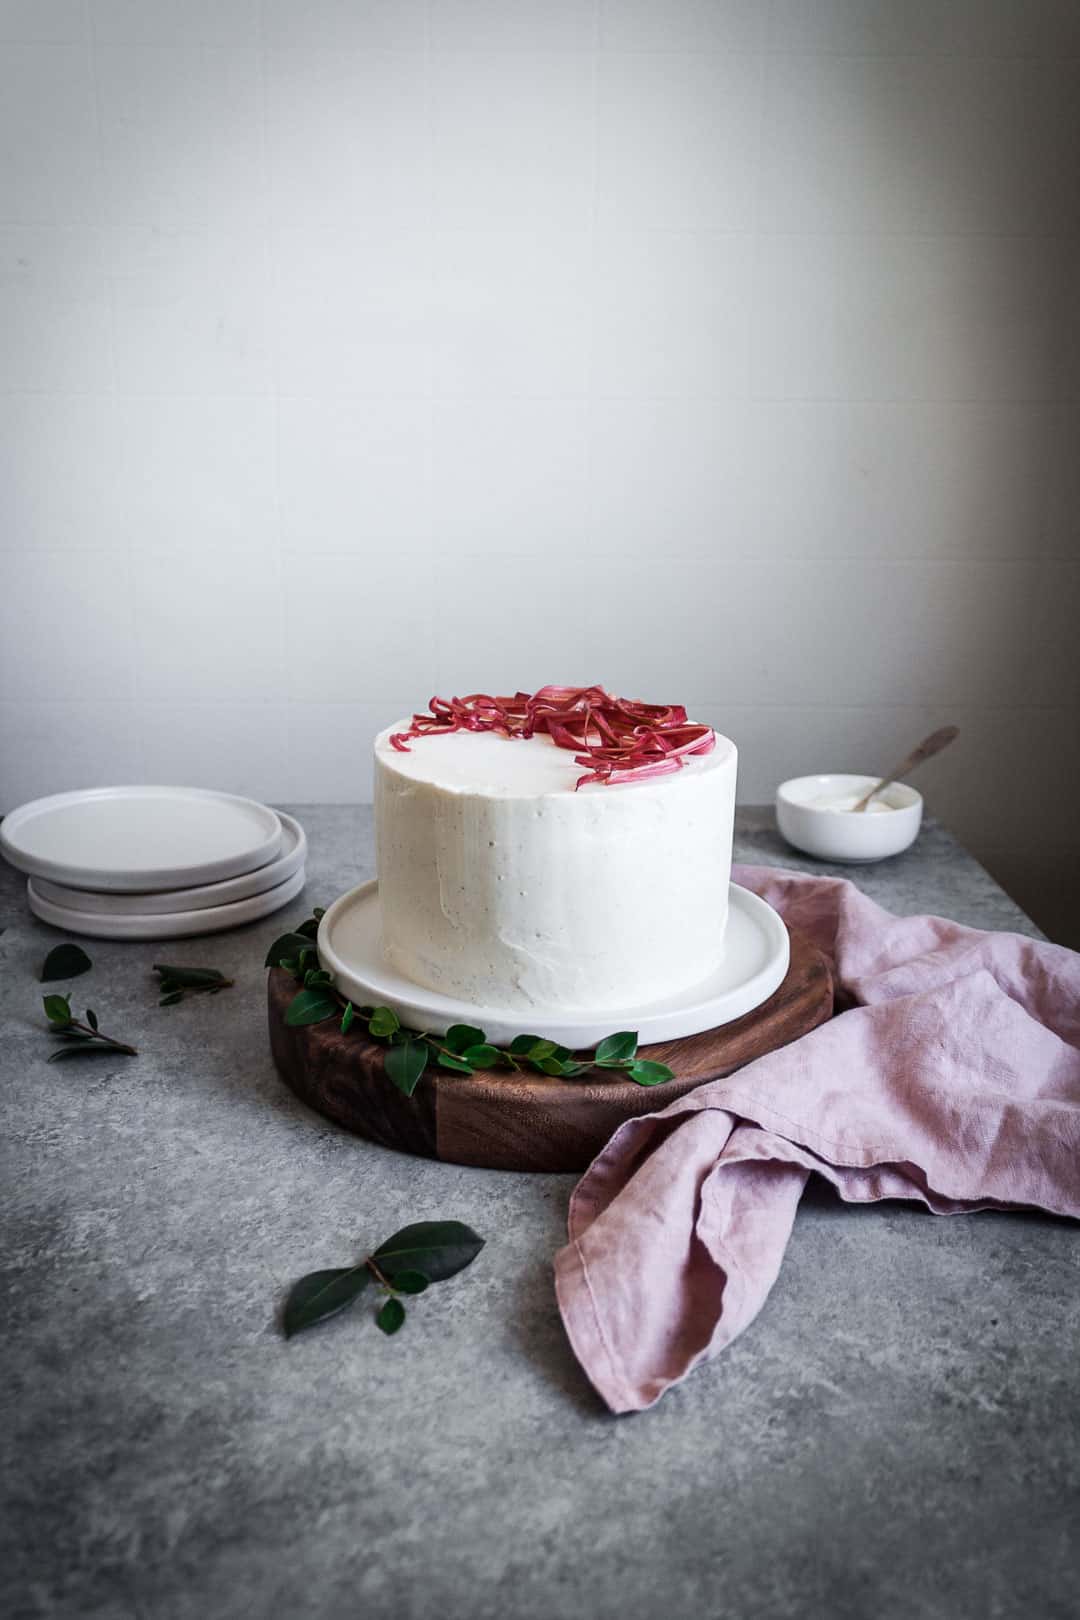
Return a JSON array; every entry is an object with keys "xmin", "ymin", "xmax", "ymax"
[
  {"xmin": 806, "ymin": 790, "xmax": 895, "ymax": 814},
  {"xmin": 775, "ymin": 774, "xmax": 922, "ymax": 863}
]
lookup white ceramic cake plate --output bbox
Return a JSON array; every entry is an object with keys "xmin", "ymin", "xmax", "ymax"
[
  {"xmin": 27, "ymin": 866, "xmax": 306, "ymax": 941},
  {"xmin": 30, "ymin": 813, "xmax": 307, "ymax": 916},
  {"xmin": 0, "ymin": 786, "xmax": 283, "ymax": 893},
  {"xmin": 318, "ymin": 880, "xmax": 790, "ymax": 1048}
]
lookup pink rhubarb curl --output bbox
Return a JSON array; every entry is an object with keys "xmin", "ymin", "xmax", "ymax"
[{"xmin": 389, "ymin": 686, "xmax": 715, "ymax": 789}]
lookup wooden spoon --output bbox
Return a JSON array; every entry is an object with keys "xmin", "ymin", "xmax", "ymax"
[{"xmin": 854, "ymin": 725, "xmax": 959, "ymax": 813}]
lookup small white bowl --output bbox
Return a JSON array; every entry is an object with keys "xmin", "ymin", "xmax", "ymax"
[{"xmin": 776, "ymin": 773, "xmax": 923, "ymax": 863}]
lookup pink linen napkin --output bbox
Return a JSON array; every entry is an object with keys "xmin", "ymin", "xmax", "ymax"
[{"xmin": 554, "ymin": 865, "xmax": 1080, "ymax": 1413}]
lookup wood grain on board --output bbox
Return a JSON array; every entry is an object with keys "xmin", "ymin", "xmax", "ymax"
[{"xmin": 268, "ymin": 928, "xmax": 834, "ymax": 1173}]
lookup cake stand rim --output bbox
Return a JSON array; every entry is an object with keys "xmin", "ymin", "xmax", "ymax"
[{"xmin": 317, "ymin": 880, "xmax": 790, "ymax": 1047}]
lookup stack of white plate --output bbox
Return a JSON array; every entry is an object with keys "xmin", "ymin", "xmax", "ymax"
[{"xmin": 0, "ymin": 787, "xmax": 306, "ymax": 941}]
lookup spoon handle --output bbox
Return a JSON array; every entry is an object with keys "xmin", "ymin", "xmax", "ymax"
[{"xmin": 854, "ymin": 724, "xmax": 959, "ymax": 813}]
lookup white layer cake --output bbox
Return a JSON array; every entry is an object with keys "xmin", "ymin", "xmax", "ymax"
[{"xmin": 374, "ymin": 721, "xmax": 737, "ymax": 1014}]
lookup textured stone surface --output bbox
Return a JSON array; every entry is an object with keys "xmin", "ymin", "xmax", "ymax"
[{"xmin": 2, "ymin": 808, "xmax": 1077, "ymax": 1620}]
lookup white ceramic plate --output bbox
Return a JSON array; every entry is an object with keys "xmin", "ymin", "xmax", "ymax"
[
  {"xmin": 30, "ymin": 813, "xmax": 307, "ymax": 916},
  {"xmin": 0, "ymin": 786, "xmax": 283, "ymax": 893},
  {"xmin": 27, "ymin": 866, "xmax": 306, "ymax": 941},
  {"xmin": 317, "ymin": 881, "xmax": 790, "ymax": 1047}
]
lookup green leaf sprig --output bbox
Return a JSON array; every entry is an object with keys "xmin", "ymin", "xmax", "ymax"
[
  {"xmin": 153, "ymin": 963, "xmax": 234, "ymax": 1007},
  {"xmin": 42, "ymin": 995, "xmax": 137, "ymax": 1062},
  {"xmin": 266, "ymin": 909, "xmax": 675, "ymax": 1099},
  {"xmin": 283, "ymin": 1219, "xmax": 484, "ymax": 1339}
]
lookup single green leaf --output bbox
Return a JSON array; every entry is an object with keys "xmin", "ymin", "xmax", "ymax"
[
  {"xmin": 283, "ymin": 1265, "xmax": 369, "ymax": 1338},
  {"xmin": 527, "ymin": 1038, "xmax": 558, "ymax": 1061},
  {"xmin": 85, "ymin": 1007, "xmax": 98, "ymax": 1031},
  {"xmin": 152, "ymin": 964, "xmax": 225, "ymax": 987},
  {"xmin": 461, "ymin": 1044, "xmax": 500, "ymax": 1069},
  {"xmin": 390, "ymin": 1270, "xmax": 429, "ymax": 1295},
  {"xmin": 384, "ymin": 1039, "xmax": 428, "ymax": 1096},
  {"xmin": 43, "ymin": 994, "xmax": 72, "ymax": 1026},
  {"xmin": 533, "ymin": 1056, "xmax": 572, "ymax": 1076},
  {"xmin": 373, "ymin": 1220, "xmax": 485, "ymax": 1284},
  {"xmin": 159, "ymin": 991, "xmax": 184, "ymax": 1007},
  {"xmin": 436, "ymin": 1053, "xmax": 474, "ymax": 1074},
  {"xmin": 595, "ymin": 1031, "xmax": 638, "ymax": 1065},
  {"xmin": 445, "ymin": 1023, "xmax": 485, "ymax": 1055},
  {"xmin": 340, "ymin": 1001, "xmax": 355, "ymax": 1034},
  {"xmin": 41, "ymin": 942, "xmax": 92, "ymax": 983},
  {"xmin": 265, "ymin": 932, "xmax": 315, "ymax": 969},
  {"xmin": 377, "ymin": 1296, "xmax": 405, "ymax": 1335},
  {"xmin": 48, "ymin": 1046, "xmax": 125, "ymax": 1063},
  {"xmin": 627, "ymin": 1059, "xmax": 673, "ymax": 1087},
  {"xmin": 509, "ymin": 1033, "xmax": 544, "ymax": 1056},
  {"xmin": 295, "ymin": 916, "xmax": 321, "ymax": 941},
  {"xmin": 284, "ymin": 988, "xmax": 338, "ymax": 1027},
  {"xmin": 368, "ymin": 1006, "xmax": 400, "ymax": 1038}
]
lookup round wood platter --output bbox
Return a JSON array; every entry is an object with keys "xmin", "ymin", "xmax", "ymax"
[{"xmin": 268, "ymin": 927, "xmax": 834, "ymax": 1173}]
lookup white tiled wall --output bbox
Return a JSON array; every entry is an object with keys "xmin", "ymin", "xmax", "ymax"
[{"xmin": 1, "ymin": 1, "xmax": 1078, "ymax": 941}]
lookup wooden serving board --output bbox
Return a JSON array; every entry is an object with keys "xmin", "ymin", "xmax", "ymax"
[{"xmin": 268, "ymin": 927, "xmax": 833, "ymax": 1173}]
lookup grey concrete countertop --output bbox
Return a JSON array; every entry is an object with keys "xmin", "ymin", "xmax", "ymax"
[{"xmin": 2, "ymin": 809, "xmax": 1077, "ymax": 1620}]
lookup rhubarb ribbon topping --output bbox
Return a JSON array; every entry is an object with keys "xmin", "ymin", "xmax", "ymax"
[{"xmin": 390, "ymin": 685, "xmax": 715, "ymax": 789}]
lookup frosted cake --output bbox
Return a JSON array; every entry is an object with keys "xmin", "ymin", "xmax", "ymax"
[{"xmin": 374, "ymin": 686, "xmax": 737, "ymax": 1014}]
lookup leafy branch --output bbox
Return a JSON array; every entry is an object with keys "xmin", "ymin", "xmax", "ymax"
[
  {"xmin": 283, "ymin": 1219, "xmax": 484, "ymax": 1339},
  {"xmin": 266, "ymin": 909, "xmax": 674, "ymax": 1099},
  {"xmin": 153, "ymin": 964, "xmax": 234, "ymax": 1007},
  {"xmin": 42, "ymin": 994, "xmax": 137, "ymax": 1062}
]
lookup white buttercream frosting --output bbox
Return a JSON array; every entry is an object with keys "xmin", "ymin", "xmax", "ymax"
[{"xmin": 374, "ymin": 723, "xmax": 738, "ymax": 1013}]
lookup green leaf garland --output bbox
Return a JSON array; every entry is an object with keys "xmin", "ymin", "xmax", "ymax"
[{"xmin": 267, "ymin": 907, "xmax": 675, "ymax": 1097}]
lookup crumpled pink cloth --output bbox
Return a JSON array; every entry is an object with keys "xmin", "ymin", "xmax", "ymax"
[{"xmin": 554, "ymin": 865, "xmax": 1080, "ymax": 1413}]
